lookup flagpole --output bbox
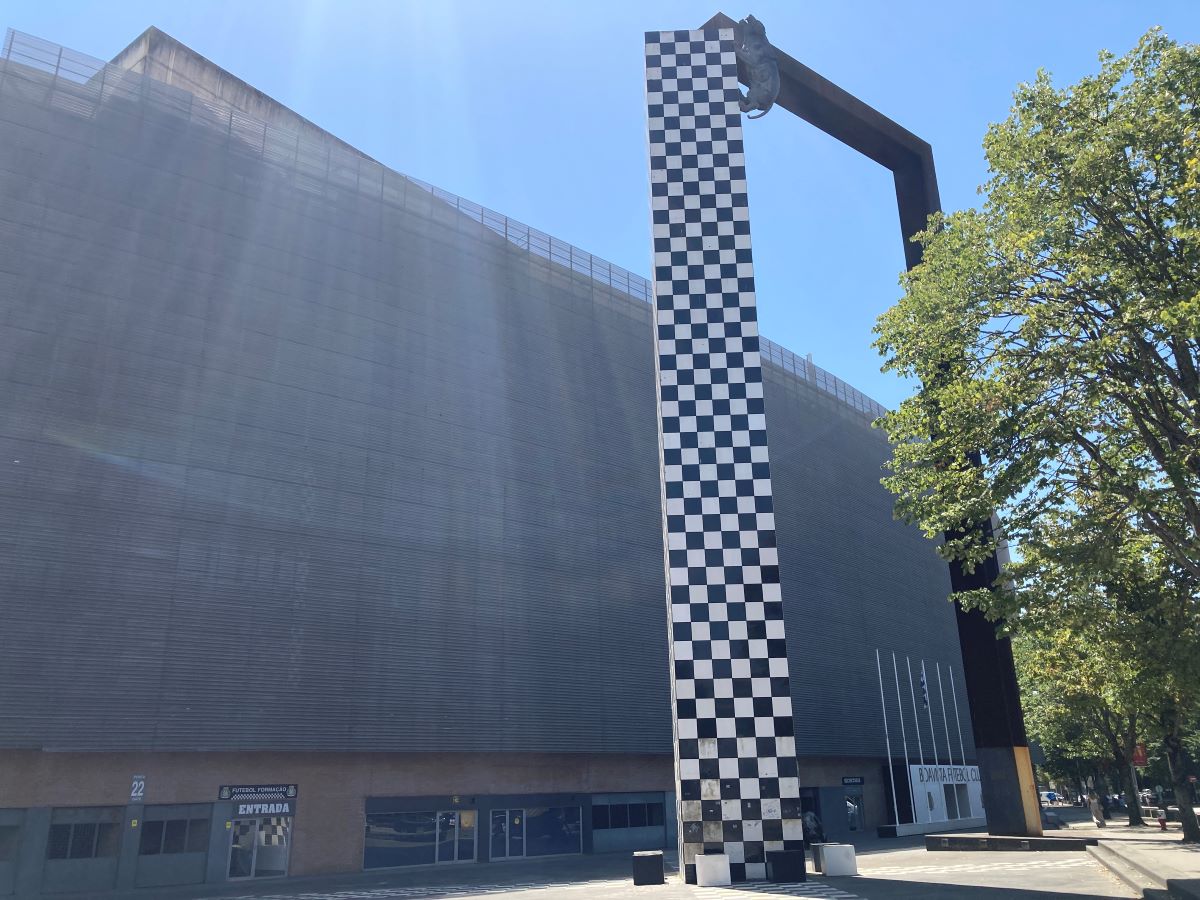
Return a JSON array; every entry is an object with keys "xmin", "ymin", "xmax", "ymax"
[
  {"xmin": 891, "ymin": 652, "xmax": 912, "ymax": 823},
  {"xmin": 936, "ymin": 662, "xmax": 954, "ymax": 766},
  {"xmin": 922, "ymin": 660, "xmax": 939, "ymax": 767},
  {"xmin": 949, "ymin": 666, "xmax": 967, "ymax": 765},
  {"xmin": 876, "ymin": 649, "xmax": 900, "ymax": 829},
  {"xmin": 905, "ymin": 656, "xmax": 925, "ymax": 765}
]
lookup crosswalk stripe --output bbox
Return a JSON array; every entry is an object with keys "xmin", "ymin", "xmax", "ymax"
[{"xmin": 861, "ymin": 856, "xmax": 1095, "ymax": 877}]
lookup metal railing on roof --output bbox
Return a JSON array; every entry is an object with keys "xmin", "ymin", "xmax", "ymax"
[{"xmin": 0, "ymin": 27, "xmax": 888, "ymax": 422}]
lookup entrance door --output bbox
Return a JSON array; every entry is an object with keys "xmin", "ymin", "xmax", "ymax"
[
  {"xmin": 435, "ymin": 811, "xmax": 475, "ymax": 864},
  {"xmin": 490, "ymin": 809, "xmax": 524, "ymax": 860},
  {"xmin": 227, "ymin": 817, "xmax": 291, "ymax": 879},
  {"xmin": 844, "ymin": 793, "xmax": 864, "ymax": 833}
]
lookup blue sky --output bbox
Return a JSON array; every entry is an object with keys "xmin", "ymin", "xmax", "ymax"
[{"xmin": 7, "ymin": 1, "xmax": 1199, "ymax": 408}]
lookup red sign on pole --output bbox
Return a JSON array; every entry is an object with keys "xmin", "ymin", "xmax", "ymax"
[{"xmin": 1132, "ymin": 744, "xmax": 1149, "ymax": 767}]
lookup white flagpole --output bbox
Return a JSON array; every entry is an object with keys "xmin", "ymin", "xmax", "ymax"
[
  {"xmin": 949, "ymin": 666, "xmax": 967, "ymax": 765},
  {"xmin": 936, "ymin": 662, "xmax": 954, "ymax": 766},
  {"xmin": 876, "ymin": 649, "xmax": 900, "ymax": 829},
  {"xmin": 922, "ymin": 660, "xmax": 939, "ymax": 767},
  {"xmin": 891, "ymin": 652, "xmax": 912, "ymax": 822},
  {"xmin": 905, "ymin": 656, "xmax": 925, "ymax": 765}
]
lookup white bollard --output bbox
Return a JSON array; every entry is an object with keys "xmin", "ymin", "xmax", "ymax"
[
  {"xmin": 821, "ymin": 844, "xmax": 858, "ymax": 876},
  {"xmin": 695, "ymin": 853, "xmax": 732, "ymax": 886}
]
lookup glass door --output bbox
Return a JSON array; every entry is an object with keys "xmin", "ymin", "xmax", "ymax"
[
  {"xmin": 844, "ymin": 794, "xmax": 864, "ymax": 833},
  {"xmin": 490, "ymin": 810, "xmax": 509, "ymax": 860},
  {"xmin": 227, "ymin": 817, "xmax": 291, "ymax": 879},
  {"xmin": 435, "ymin": 811, "xmax": 475, "ymax": 863},
  {"xmin": 456, "ymin": 811, "xmax": 476, "ymax": 862},
  {"xmin": 508, "ymin": 809, "xmax": 524, "ymax": 858},
  {"xmin": 489, "ymin": 809, "xmax": 524, "ymax": 860},
  {"xmin": 227, "ymin": 820, "xmax": 255, "ymax": 879},
  {"xmin": 253, "ymin": 817, "xmax": 291, "ymax": 877}
]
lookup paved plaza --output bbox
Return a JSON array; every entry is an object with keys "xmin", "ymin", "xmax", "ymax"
[{"xmin": 111, "ymin": 842, "xmax": 1135, "ymax": 900}]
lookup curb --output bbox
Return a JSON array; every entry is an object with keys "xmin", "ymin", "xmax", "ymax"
[
  {"xmin": 1087, "ymin": 842, "xmax": 1163, "ymax": 895},
  {"xmin": 1086, "ymin": 840, "xmax": 1200, "ymax": 900}
]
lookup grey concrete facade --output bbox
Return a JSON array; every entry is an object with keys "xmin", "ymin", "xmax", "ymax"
[{"xmin": 0, "ymin": 27, "xmax": 971, "ymax": 893}]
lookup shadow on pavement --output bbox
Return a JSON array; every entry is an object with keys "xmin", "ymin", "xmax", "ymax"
[{"xmin": 821, "ymin": 876, "xmax": 1129, "ymax": 899}]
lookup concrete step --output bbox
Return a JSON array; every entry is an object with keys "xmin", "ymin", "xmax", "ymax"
[
  {"xmin": 1087, "ymin": 842, "xmax": 1164, "ymax": 896},
  {"xmin": 1086, "ymin": 840, "xmax": 1200, "ymax": 900},
  {"xmin": 926, "ymin": 832, "xmax": 1096, "ymax": 851}
]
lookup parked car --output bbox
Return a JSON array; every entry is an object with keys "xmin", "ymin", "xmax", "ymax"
[{"xmin": 1039, "ymin": 790, "xmax": 1058, "ymax": 806}]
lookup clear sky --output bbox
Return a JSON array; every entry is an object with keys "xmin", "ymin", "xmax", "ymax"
[{"xmin": 6, "ymin": 1, "xmax": 1199, "ymax": 408}]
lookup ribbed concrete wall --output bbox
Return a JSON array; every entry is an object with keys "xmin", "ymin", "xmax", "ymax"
[{"xmin": 0, "ymin": 55, "xmax": 970, "ymax": 760}]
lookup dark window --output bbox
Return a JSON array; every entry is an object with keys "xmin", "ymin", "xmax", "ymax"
[
  {"xmin": 186, "ymin": 819, "xmax": 209, "ymax": 853},
  {"xmin": 140, "ymin": 818, "xmax": 208, "ymax": 855},
  {"xmin": 610, "ymin": 804, "xmax": 628, "ymax": 829},
  {"xmin": 592, "ymin": 805, "xmax": 609, "ymax": 830},
  {"xmin": 68, "ymin": 824, "xmax": 97, "ymax": 859},
  {"xmin": 46, "ymin": 825, "xmax": 70, "ymax": 859},
  {"xmin": 524, "ymin": 806, "xmax": 581, "ymax": 857},
  {"xmin": 163, "ymin": 819, "xmax": 188, "ymax": 854},
  {"xmin": 592, "ymin": 801, "xmax": 665, "ymax": 830},
  {"xmin": 0, "ymin": 825, "xmax": 19, "ymax": 862},
  {"xmin": 47, "ymin": 814, "xmax": 121, "ymax": 860},
  {"xmin": 139, "ymin": 821, "xmax": 164, "ymax": 855},
  {"xmin": 364, "ymin": 811, "xmax": 437, "ymax": 868}
]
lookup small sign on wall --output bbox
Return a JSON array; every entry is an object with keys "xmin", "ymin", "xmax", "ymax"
[
  {"xmin": 218, "ymin": 784, "xmax": 297, "ymax": 802},
  {"xmin": 129, "ymin": 775, "xmax": 146, "ymax": 803}
]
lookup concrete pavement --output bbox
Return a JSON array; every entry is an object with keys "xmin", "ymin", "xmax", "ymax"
[
  {"xmin": 1064, "ymin": 816, "xmax": 1200, "ymax": 899},
  {"xmin": 95, "ymin": 842, "xmax": 1136, "ymax": 900}
]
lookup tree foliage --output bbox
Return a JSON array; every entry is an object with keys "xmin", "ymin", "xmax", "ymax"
[
  {"xmin": 1011, "ymin": 523, "xmax": 1186, "ymax": 826},
  {"xmin": 874, "ymin": 29, "xmax": 1200, "ymax": 840},
  {"xmin": 1014, "ymin": 628, "xmax": 1141, "ymax": 816},
  {"xmin": 875, "ymin": 29, "xmax": 1200, "ymax": 600}
]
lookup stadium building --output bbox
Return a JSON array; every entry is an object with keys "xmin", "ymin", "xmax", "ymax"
[{"xmin": 0, "ymin": 26, "xmax": 979, "ymax": 895}]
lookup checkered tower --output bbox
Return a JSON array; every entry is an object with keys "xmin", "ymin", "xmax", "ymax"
[{"xmin": 644, "ymin": 27, "xmax": 804, "ymax": 883}]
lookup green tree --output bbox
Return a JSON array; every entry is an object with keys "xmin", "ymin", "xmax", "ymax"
[
  {"xmin": 873, "ymin": 30, "xmax": 1200, "ymax": 841},
  {"xmin": 1014, "ymin": 503, "xmax": 1200, "ymax": 834},
  {"xmin": 1014, "ymin": 630, "xmax": 1146, "ymax": 826}
]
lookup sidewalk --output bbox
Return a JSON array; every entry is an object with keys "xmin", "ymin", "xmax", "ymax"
[
  {"xmin": 103, "ymin": 853, "xmax": 651, "ymax": 900},
  {"xmin": 1067, "ymin": 816, "xmax": 1200, "ymax": 899}
]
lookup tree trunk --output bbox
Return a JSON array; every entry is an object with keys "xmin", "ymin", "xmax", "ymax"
[
  {"xmin": 1098, "ymin": 711, "xmax": 1146, "ymax": 826},
  {"xmin": 1119, "ymin": 759, "xmax": 1146, "ymax": 826},
  {"xmin": 1162, "ymin": 704, "xmax": 1200, "ymax": 843},
  {"xmin": 1121, "ymin": 718, "xmax": 1146, "ymax": 827}
]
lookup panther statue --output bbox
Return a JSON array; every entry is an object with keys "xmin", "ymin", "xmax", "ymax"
[{"xmin": 734, "ymin": 15, "xmax": 779, "ymax": 119}]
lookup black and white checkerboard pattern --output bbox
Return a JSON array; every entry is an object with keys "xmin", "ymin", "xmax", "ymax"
[{"xmin": 645, "ymin": 27, "xmax": 803, "ymax": 885}]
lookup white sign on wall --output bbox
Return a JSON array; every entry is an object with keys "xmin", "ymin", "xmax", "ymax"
[{"xmin": 908, "ymin": 765, "xmax": 983, "ymax": 824}]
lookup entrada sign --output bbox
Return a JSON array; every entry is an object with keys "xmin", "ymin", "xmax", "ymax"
[
  {"xmin": 235, "ymin": 800, "xmax": 295, "ymax": 816},
  {"xmin": 218, "ymin": 784, "xmax": 297, "ymax": 817}
]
